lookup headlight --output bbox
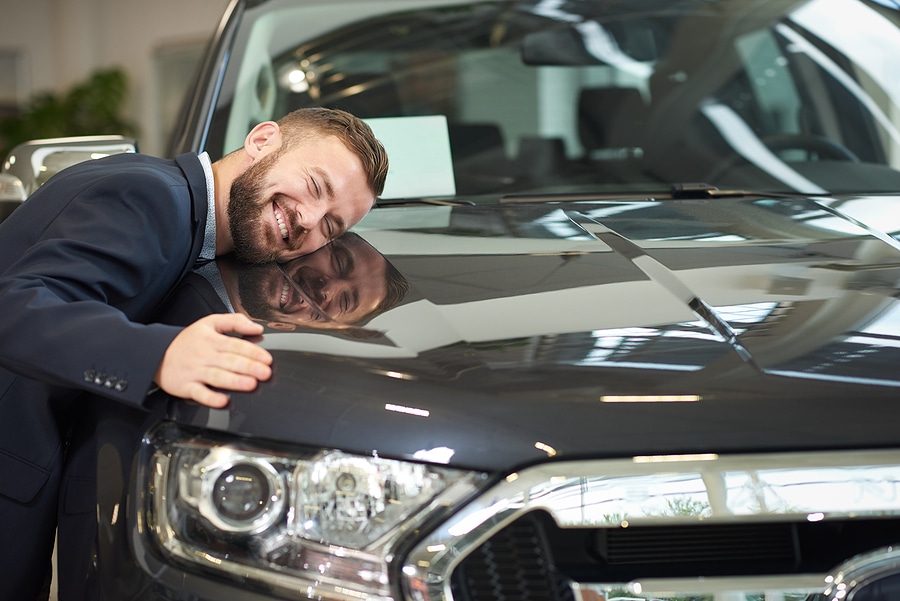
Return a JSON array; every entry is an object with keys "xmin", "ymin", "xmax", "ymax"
[{"xmin": 144, "ymin": 423, "xmax": 484, "ymax": 600}]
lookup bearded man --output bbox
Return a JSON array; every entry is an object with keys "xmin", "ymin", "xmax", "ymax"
[{"xmin": 0, "ymin": 107, "xmax": 388, "ymax": 600}]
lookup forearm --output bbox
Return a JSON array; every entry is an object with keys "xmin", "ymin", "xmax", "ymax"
[{"xmin": 0, "ymin": 280, "xmax": 183, "ymax": 405}]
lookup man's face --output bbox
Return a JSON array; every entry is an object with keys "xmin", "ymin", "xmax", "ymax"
[
  {"xmin": 235, "ymin": 236, "xmax": 390, "ymax": 327},
  {"xmin": 228, "ymin": 135, "xmax": 374, "ymax": 264}
]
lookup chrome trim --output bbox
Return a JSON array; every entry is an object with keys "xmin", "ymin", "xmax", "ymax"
[
  {"xmin": 186, "ymin": 450, "xmax": 287, "ymax": 534},
  {"xmin": 144, "ymin": 425, "xmax": 488, "ymax": 601},
  {"xmin": 402, "ymin": 449, "xmax": 900, "ymax": 601},
  {"xmin": 2, "ymin": 135, "xmax": 136, "ymax": 197},
  {"xmin": 573, "ymin": 575, "xmax": 828, "ymax": 601},
  {"xmin": 823, "ymin": 545, "xmax": 900, "ymax": 601},
  {"xmin": 0, "ymin": 172, "xmax": 26, "ymax": 203}
]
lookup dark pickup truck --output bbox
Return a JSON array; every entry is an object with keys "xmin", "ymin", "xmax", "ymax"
[{"xmin": 3, "ymin": 1, "xmax": 900, "ymax": 600}]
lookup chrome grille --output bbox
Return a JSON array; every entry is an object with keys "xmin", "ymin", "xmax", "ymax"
[
  {"xmin": 449, "ymin": 513, "xmax": 575, "ymax": 601},
  {"xmin": 402, "ymin": 449, "xmax": 900, "ymax": 601},
  {"xmin": 597, "ymin": 522, "xmax": 798, "ymax": 565}
]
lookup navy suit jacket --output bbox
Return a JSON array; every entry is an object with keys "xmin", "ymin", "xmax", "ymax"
[{"xmin": 0, "ymin": 152, "xmax": 209, "ymax": 505}]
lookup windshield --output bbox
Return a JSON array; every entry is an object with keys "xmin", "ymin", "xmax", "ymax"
[{"xmin": 206, "ymin": 0, "xmax": 900, "ymax": 197}]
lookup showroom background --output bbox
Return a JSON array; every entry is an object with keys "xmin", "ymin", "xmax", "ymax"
[
  {"xmin": 0, "ymin": 2, "xmax": 228, "ymax": 597},
  {"xmin": 0, "ymin": 0, "xmax": 230, "ymax": 158}
]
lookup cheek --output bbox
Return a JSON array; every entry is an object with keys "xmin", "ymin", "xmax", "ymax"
[
  {"xmin": 352, "ymin": 200, "xmax": 374, "ymax": 224},
  {"xmin": 301, "ymin": 233, "xmax": 329, "ymax": 255},
  {"xmin": 282, "ymin": 231, "xmax": 330, "ymax": 260}
]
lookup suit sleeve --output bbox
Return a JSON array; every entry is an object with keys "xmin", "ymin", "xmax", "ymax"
[{"xmin": 0, "ymin": 165, "xmax": 199, "ymax": 406}]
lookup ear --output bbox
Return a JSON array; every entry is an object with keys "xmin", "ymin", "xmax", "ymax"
[{"xmin": 244, "ymin": 121, "xmax": 282, "ymax": 159}]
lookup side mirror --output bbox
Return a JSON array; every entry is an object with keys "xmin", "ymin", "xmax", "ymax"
[{"xmin": 1, "ymin": 135, "xmax": 138, "ymax": 204}]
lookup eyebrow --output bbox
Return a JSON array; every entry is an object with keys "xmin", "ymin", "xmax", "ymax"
[
  {"xmin": 330, "ymin": 243, "xmax": 360, "ymax": 314},
  {"xmin": 348, "ymin": 287, "xmax": 360, "ymax": 314},
  {"xmin": 329, "ymin": 215, "xmax": 347, "ymax": 239},
  {"xmin": 312, "ymin": 167, "xmax": 335, "ymax": 200},
  {"xmin": 312, "ymin": 167, "xmax": 347, "ymax": 238},
  {"xmin": 332, "ymin": 242, "xmax": 355, "ymax": 278}
]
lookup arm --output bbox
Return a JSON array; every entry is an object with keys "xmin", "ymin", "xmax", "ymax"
[{"xmin": 0, "ymin": 156, "xmax": 269, "ymax": 406}]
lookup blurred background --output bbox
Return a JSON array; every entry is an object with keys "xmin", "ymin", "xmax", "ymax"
[{"xmin": 0, "ymin": 0, "xmax": 229, "ymax": 159}]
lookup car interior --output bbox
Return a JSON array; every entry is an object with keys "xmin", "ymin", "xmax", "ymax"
[{"xmin": 206, "ymin": 0, "xmax": 900, "ymax": 198}]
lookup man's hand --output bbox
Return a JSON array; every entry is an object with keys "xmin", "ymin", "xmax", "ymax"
[{"xmin": 155, "ymin": 313, "xmax": 273, "ymax": 408}]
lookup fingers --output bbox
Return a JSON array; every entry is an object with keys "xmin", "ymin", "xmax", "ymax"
[
  {"xmin": 154, "ymin": 313, "xmax": 275, "ymax": 408},
  {"xmin": 208, "ymin": 312, "xmax": 266, "ymax": 337},
  {"xmin": 199, "ymin": 359, "xmax": 270, "ymax": 392},
  {"xmin": 205, "ymin": 314, "xmax": 274, "ymax": 368},
  {"xmin": 186, "ymin": 383, "xmax": 231, "ymax": 409}
]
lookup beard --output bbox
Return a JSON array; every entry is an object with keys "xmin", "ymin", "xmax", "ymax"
[
  {"xmin": 227, "ymin": 149, "xmax": 283, "ymax": 264},
  {"xmin": 236, "ymin": 262, "xmax": 323, "ymax": 325},
  {"xmin": 235, "ymin": 262, "xmax": 280, "ymax": 321}
]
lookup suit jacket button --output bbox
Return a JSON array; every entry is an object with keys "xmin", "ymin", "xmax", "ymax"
[
  {"xmin": 103, "ymin": 377, "xmax": 116, "ymax": 388},
  {"xmin": 83, "ymin": 369, "xmax": 96, "ymax": 383},
  {"xmin": 93, "ymin": 373, "xmax": 105, "ymax": 386},
  {"xmin": 114, "ymin": 380, "xmax": 128, "ymax": 392}
]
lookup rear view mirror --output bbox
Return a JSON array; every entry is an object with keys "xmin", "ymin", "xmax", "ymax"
[
  {"xmin": 521, "ymin": 28, "xmax": 599, "ymax": 65},
  {"xmin": 521, "ymin": 19, "xmax": 665, "ymax": 66}
]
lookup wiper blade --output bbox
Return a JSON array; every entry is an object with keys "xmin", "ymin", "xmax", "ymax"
[
  {"xmin": 375, "ymin": 197, "xmax": 474, "ymax": 207},
  {"xmin": 670, "ymin": 182, "xmax": 736, "ymax": 198},
  {"xmin": 668, "ymin": 183, "xmax": 812, "ymax": 199},
  {"xmin": 565, "ymin": 209, "xmax": 759, "ymax": 368},
  {"xmin": 500, "ymin": 190, "xmax": 662, "ymax": 203},
  {"xmin": 500, "ymin": 183, "xmax": 817, "ymax": 203}
]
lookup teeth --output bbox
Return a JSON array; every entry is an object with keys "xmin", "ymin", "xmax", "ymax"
[
  {"xmin": 280, "ymin": 280, "xmax": 289, "ymax": 306},
  {"xmin": 275, "ymin": 207, "xmax": 288, "ymax": 241}
]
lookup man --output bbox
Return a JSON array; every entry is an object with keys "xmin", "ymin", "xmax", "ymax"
[
  {"xmin": 0, "ymin": 107, "xmax": 388, "ymax": 599},
  {"xmin": 223, "ymin": 232, "xmax": 409, "ymax": 332},
  {"xmin": 55, "ymin": 232, "xmax": 409, "ymax": 598},
  {"xmin": 156, "ymin": 232, "xmax": 409, "ymax": 334}
]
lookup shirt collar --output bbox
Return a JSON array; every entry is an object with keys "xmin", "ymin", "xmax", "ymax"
[
  {"xmin": 197, "ymin": 151, "xmax": 217, "ymax": 262},
  {"xmin": 194, "ymin": 261, "xmax": 236, "ymax": 314}
]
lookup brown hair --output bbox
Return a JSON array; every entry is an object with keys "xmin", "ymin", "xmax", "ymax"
[
  {"xmin": 337, "ymin": 233, "xmax": 410, "ymax": 321},
  {"xmin": 276, "ymin": 107, "xmax": 389, "ymax": 198}
]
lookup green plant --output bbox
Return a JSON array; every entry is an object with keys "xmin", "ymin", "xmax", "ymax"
[{"xmin": 0, "ymin": 67, "xmax": 139, "ymax": 159}]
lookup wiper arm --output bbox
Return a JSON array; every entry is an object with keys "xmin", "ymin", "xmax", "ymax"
[
  {"xmin": 670, "ymin": 182, "xmax": 742, "ymax": 198},
  {"xmin": 500, "ymin": 183, "xmax": 817, "ymax": 203},
  {"xmin": 375, "ymin": 197, "xmax": 475, "ymax": 207},
  {"xmin": 668, "ymin": 183, "xmax": 817, "ymax": 199}
]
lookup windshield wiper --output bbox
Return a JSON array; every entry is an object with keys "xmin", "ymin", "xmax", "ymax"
[
  {"xmin": 500, "ymin": 183, "xmax": 816, "ymax": 203},
  {"xmin": 668, "ymin": 183, "xmax": 819, "ymax": 199},
  {"xmin": 375, "ymin": 197, "xmax": 475, "ymax": 207}
]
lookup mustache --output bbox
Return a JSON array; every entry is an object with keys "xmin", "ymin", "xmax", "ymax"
[{"xmin": 276, "ymin": 263, "xmax": 332, "ymax": 323}]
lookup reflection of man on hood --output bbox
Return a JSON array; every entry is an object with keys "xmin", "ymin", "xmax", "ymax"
[{"xmin": 216, "ymin": 232, "xmax": 409, "ymax": 330}]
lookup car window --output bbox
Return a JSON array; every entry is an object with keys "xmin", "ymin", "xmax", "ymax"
[{"xmin": 205, "ymin": 0, "xmax": 900, "ymax": 197}]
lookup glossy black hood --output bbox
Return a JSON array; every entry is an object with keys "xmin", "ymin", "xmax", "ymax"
[{"xmin": 168, "ymin": 194, "xmax": 900, "ymax": 472}]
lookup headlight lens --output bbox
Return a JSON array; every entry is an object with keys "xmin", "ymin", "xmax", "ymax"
[
  {"xmin": 179, "ymin": 449, "xmax": 286, "ymax": 534},
  {"xmin": 144, "ymin": 423, "xmax": 483, "ymax": 600}
]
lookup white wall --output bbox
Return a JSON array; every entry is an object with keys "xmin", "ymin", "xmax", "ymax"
[{"xmin": 0, "ymin": 0, "xmax": 230, "ymax": 156}]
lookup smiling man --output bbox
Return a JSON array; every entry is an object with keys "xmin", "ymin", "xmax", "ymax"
[
  {"xmin": 0, "ymin": 107, "xmax": 388, "ymax": 600},
  {"xmin": 222, "ymin": 112, "xmax": 382, "ymax": 263},
  {"xmin": 225, "ymin": 232, "xmax": 409, "ymax": 330},
  {"xmin": 153, "ymin": 232, "xmax": 409, "ymax": 340}
]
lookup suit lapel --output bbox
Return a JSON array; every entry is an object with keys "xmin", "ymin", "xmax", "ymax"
[{"xmin": 174, "ymin": 152, "xmax": 211, "ymax": 277}]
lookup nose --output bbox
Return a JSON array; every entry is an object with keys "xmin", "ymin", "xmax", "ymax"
[
  {"xmin": 297, "ymin": 202, "xmax": 327, "ymax": 229},
  {"xmin": 309, "ymin": 275, "xmax": 327, "ymax": 304}
]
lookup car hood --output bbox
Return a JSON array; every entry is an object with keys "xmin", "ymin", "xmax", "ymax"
[{"xmin": 168, "ymin": 194, "xmax": 900, "ymax": 472}]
